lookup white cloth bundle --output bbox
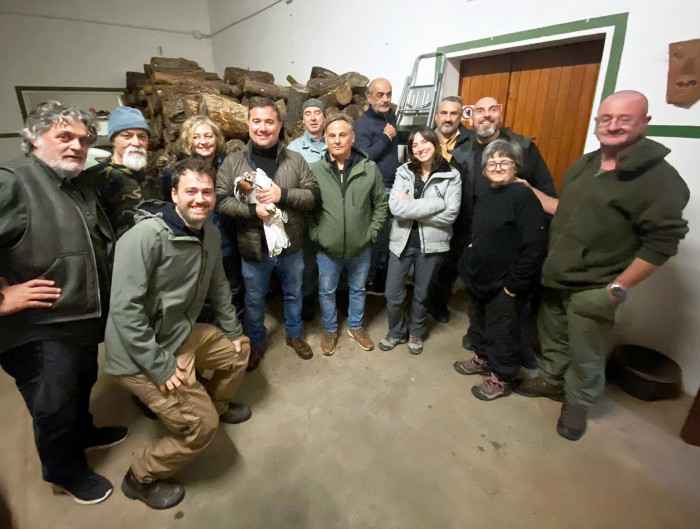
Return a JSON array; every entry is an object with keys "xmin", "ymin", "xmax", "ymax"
[{"xmin": 233, "ymin": 168, "xmax": 290, "ymax": 257}]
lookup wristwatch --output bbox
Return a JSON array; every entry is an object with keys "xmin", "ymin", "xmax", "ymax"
[{"xmin": 609, "ymin": 282, "xmax": 627, "ymax": 302}]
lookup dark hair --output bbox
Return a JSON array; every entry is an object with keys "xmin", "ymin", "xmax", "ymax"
[
  {"xmin": 171, "ymin": 157, "xmax": 216, "ymax": 190},
  {"xmin": 247, "ymin": 96, "xmax": 283, "ymax": 122},
  {"xmin": 481, "ymin": 139, "xmax": 524, "ymax": 175},
  {"xmin": 407, "ymin": 127, "xmax": 444, "ymax": 174}
]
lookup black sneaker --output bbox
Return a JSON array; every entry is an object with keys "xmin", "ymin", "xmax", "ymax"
[
  {"xmin": 121, "ymin": 468, "xmax": 184, "ymax": 510},
  {"xmin": 557, "ymin": 402, "xmax": 588, "ymax": 441},
  {"xmin": 83, "ymin": 426, "xmax": 129, "ymax": 452},
  {"xmin": 52, "ymin": 469, "xmax": 113, "ymax": 505},
  {"xmin": 219, "ymin": 403, "xmax": 252, "ymax": 424}
]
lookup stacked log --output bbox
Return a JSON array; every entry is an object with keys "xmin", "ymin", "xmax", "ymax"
[{"xmin": 122, "ymin": 59, "xmax": 372, "ymax": 153}]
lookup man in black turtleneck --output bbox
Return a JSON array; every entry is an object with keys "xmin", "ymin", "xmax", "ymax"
[{"xmin": 217, "ymin": 97, "xmax": 320, "ymax": 370}]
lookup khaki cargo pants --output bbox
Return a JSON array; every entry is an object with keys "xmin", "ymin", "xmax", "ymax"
[{"xmin": 116, "ymin": 323, "xmax": 250, "ymax": 483}]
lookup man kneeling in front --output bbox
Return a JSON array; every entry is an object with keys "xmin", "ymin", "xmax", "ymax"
[{"xmin": 105, "ymin": 158, "xmax": 251, "ymax": 509}]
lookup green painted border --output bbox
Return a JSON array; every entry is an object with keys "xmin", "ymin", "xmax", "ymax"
[
  {"xmin": 436, "ymin": 13, "xmax": 700, "ymax": 140},
  {"xmin": 14, "ymin": 86, "xmax": 124, "ymax": 121},
  {"xmin": 0, "ymin": 133, "xmax": 20, "ymax": 139},
  {"xmin": 437, "ymin": 13, "xmax": 628, "ymax": 100},
  {"xmin": 646, "ymin": 125, "xmax": 700, "ymax": 139}
]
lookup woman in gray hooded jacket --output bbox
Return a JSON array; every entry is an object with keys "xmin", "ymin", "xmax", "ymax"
[{"xmin": 379, "ymin": 127, "xmax": 461, "ymax": 354}]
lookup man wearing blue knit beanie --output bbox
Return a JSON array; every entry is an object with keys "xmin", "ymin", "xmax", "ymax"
[{"xmin": 85, "ymin": 106, "xmax": 162, "ymax": 237}]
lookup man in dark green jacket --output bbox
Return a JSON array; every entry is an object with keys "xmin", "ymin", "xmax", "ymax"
[
  {"xmin": 310, "ymin": 115, "xmax": 388, "ymax": 355},
  {"xmin": 516, "ymin": 91, "xmax": 690, "ymax": 441}
]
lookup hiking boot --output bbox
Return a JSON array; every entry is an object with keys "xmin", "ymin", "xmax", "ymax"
[
  {"xmin": 321, "ymin": 331, "xmax": 338, "ymax": 356},
  {"xmin": 557, "ymin": 402, "xmax": 588, "ymax": 441},
  {"xmin": 378, "ymin": 335, "xmax": 408, "ymax": 351},
  {"xmin": 513, "ymin": 376, "xmax": 564, "ymax": 402},
  {"xmin": 454, "ymin": 354, "xmax": 492, "ymax": 376},
  {"xmin": 471, "ymin": 374, "xmax": 512, "ymax": 401},
  {"xmin": 121, "ymin": 468, "xmax": 185, "ymax": 510},
  {"xmin": 407, "ymin": 335, "xmax": 423, "ymax": 355},
  {"xmin": 83, "ymin": 426, "xmax": 129, "ymax": 452},
  {"xmin": 348, "ymin": 328, "xmax": 374, "ymax": 351},
  {"xmin": 52, "ymin": 469, "xmax": 113, "ymax": 505},
  {"xmin": 286, "ymin": 337, "xmax": 313, "ymax": 360},
  {"xmin": 219, "ymin": 403, "xmax": 252, "ymax": 424}
]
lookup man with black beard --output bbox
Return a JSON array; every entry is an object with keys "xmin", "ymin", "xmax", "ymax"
[
  {"xmin": 429, "ymin": 96, "xmax": 557, "ymax": 326},
  {"xmin": 84, "ymin": 106, "xmax": 163, "ymax": 237}
]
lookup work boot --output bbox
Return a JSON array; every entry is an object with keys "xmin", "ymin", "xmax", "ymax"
[
  {"xmin": 454, "ymin": 353, "xmax": 491, "ymax": 376},
  {"xmin": 121, "ymin": 468, "xmax": 185, "ymax": 510},
  {"xmin": 286, "ymin": 336, "xmax": 313, "ymax": 360},
  {"xmin": 378, "ymin": 335, "xmax": 408, "ymax": 351},
  {"xmin": 513, "ymin": 376, "xmax": 564, "ymax": 402},
  {"xmin": 461, "ymin": 333, "xmax": 474, "ymax": 350},
  {"xmin": 246, "ymin": 344, "xmax": 267, "ymax": 372},
  {"xmin": 321, "ymin": 331, "xmax": 338, "ymax": 356},
  {"xmin": 348, "ymin": 328, "xmax": 374, "ymax": 351},
  {"xmin": 557, "ymin": 402, "xmax": 588, "ymax": 441},
  {"xmin": 52, "ymin": 469, "xmax": 113, "ymax": 505},
  {"xmin": 219, "ymin": 403, "xmax": 252, "ymax": 424}
]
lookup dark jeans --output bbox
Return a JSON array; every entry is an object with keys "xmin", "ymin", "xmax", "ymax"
[
  {"xmin": 428, "ymin": 240, "xmax": 465, "ymax": 311},
  {"xmin": 385, "ymin": 247, "xmax": 444, "ymax": 339},
  {"xmin": 467, "ymin": 290, "xmax": 525, "ymax": 380},
  {"xmin": 0, "ymin": 340, "xmax": 98, "ymax": 486}
]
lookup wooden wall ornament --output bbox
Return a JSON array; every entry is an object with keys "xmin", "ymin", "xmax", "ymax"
[{"xmin": 667, "ymin": 39, "xmax": 700, "ymax": 108}]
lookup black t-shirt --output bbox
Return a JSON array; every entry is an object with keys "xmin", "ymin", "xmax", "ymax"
[{"xmin": 407, "ymin": 178, "xmax": 426, "ymax": 249}]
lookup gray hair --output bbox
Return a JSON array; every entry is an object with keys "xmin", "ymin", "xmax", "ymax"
[
  {"xmin": 482, "ymin": 139, "xmax": 524, "ymax": 174},
  {"xmin": 325, "ymin": 114, "xmax": 354, "ymax": 129},
  {"xmin": 20, "ymin": 100, "xmax": 97, "ymax": 152},
  {"xmin": 440, "ymin": 95, "xmax": 463, "ymax": 106}
]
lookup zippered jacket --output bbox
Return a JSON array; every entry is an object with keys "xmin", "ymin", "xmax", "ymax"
[
  {"xmin": 388, "ymin": 161, "xmax": 462, "ymax": 255},
  {"xmin": 104, "ymin": 201, "xmax": 243, "ymax": 385},
  {"xmin": 308, "ymin": 150, "xmax": 388, "ymax": 258}
]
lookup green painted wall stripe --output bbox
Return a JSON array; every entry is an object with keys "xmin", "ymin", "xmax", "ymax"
[
  {"xmin": 0, "ymin": 133, "xmax": 20, "ymax": 139},
  {"xmin": 646, "ymin": 126, "xmax": 700, "ymax": 139}
]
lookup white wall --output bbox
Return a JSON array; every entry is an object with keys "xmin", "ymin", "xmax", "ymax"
[
  {"xmin": 209, "ymin": 0, "xmax": 700, "ymax": 393},
  {"xmin": 0, "ymin": 0, "xmax": 215, "ymax": 161}
]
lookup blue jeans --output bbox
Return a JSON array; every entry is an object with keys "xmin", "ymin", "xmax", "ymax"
[
  {"xmin": 242, "ymin": 250, "xmax": 304, "ymax": 346},
  {"xmin": 317, "ymin": 248, "xmax": 371, "ymax": 332}
]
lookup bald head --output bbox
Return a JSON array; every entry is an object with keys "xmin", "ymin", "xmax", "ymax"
[
  {"xmin": 472, "ymin": 97, "xmax": 502, "ymax": 143},
  {"xmin": 595, "ymin": 90, "xmax": 651, "ymax": 153},
  {"xmin": 367, "ymin": 78, "xmax": 393, "ymax": 113}
]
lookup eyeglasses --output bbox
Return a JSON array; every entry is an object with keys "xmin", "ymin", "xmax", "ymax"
[
  {"xmin": 595, "ymin": 115, "xmax": 638, "ymax": 126},
  {"xmin": 486, "ymin": 160, "xmax": 514, "ymax": 171}
]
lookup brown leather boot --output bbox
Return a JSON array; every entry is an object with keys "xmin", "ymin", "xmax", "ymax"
[
  {"xmin": 321, "ymin": 331, "xmax": 338, "ymax": 356},
  {"xmin": 286, "ymin": 336, "xmax": 313, "ymax": 360}
]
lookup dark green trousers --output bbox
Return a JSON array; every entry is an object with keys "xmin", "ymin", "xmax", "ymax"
[{"xmin": 537, "ymin": 286, "xmax": 619, "ymax": 406}]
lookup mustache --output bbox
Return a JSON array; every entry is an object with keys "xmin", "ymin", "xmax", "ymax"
[{"xmin": 125, "ymin": 146, "xmax": 147, "ymax": 155}]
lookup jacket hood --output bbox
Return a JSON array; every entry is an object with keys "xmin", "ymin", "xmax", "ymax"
[
  {"xmin": 615, "ymin": 137, "xmax": 671, "ymax": 173},
  {"xmin": 396, "ymin": 159, "xmax": 455, "ymax": 180},
  {"xmin": 135, "ymin": 200, "xmax": 203, "ymax": 238}
]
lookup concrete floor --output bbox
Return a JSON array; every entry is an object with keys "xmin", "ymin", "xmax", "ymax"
[{"xmin": 1, "ymin": 294, "xmax": 699, "ymax": 529}]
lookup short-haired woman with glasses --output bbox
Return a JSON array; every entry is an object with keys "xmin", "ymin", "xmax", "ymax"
[
  {"xmin": 378, "ymin": 127, "xmax": 461, "ymax": 355},
  {"xmin": 453, "ymin": 139, "xmax": 547, "ymax": 400}
]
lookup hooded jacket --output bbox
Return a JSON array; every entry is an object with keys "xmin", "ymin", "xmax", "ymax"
[
  {"xmin": 309, "ymin": 149, "xmax": 388, "ymax": 258},
  {"xmin": 104, "ymin": 201, "xmax": 243, "ymax": 385},
  {"xmin": 216, "ymin": 141, "xmax": 319, "ymax": 261},
  {"xmin": 542, "ymin": 137, "xmax": 689, "ymax": 290},
  {"xmin": 388, "ymin": 161, "xmax": 462, "ymax": 255},
  {"xmin": 354, "ymin": 106, "xmax": 408, "ymax": 188}
]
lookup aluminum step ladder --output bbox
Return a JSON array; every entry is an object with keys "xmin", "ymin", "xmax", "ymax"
[{"xmin": 396, "ymin": 52, "xmax": 446, "ymax": 129}]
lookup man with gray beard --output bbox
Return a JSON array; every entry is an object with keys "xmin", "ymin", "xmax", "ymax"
[{"xmin": 84, "ymin": 106, "xmax": 162, "ymax": 237}]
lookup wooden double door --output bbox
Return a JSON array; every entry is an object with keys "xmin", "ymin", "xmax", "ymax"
[{"xmin": 459, "ymin": 38, "xmax": 605, "ymax": 189}]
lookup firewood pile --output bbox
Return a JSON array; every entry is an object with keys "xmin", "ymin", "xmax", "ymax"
[{"xmin": 122, "ymin": 57, "xmax": 370, "ymax": 171}]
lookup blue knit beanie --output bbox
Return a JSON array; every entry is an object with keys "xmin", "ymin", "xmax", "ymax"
[
  {"xmin": 302, "ymin": 98, "xmax": 326, "ymax": 116},
  {"xmin": 108, "ymin": 106, "xmax": 150, "ymax": 139}
]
